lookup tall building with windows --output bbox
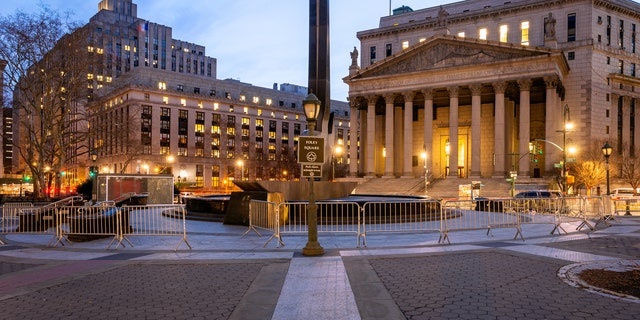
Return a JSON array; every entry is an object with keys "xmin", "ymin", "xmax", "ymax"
[
  {"xmin": 344, "ymin": 0, "xmax": 640, "ymax": 184},
  {"xmin": 16, "ymin": 0, "xmax": 351, "ymax": 192}
]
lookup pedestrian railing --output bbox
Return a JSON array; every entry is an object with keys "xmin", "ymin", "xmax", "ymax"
[
  {"xmin": 612, "ymin": 197, "xmax": 640, "ymax": 216},
  {"xmin": 246, "ymin": 195, "xmax": 612, "ymax": 248}
]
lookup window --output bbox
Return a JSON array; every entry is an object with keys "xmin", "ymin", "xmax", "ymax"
[
  {"xmin": 370, "ymin": 45, "xmax": 377, "ymax": 63},
  {"xmin": 176, "ymin": 84, "xmax": 183, "ymax": 91},
  {"xmin": 499, "ymin": 25, "xmax": 508, "ymax": 42},
  {"xmin": 162, "ymin": 96, "xmax": 169, "ymax": 104},
  {"xmin": 479, "ymin": 28, "xmax": 488, "ymax": 40},
  {"xmin": 619, "ymin": 60, "xmax": 624, "ymax": 74},
  {"xmin": 402, "ymin": 40, "xmax": 409, "ymax": 50},
  {"xmin": 520, "ymin": 21, "xmax": 529, "ymax": 45},
  {"xmin": 619, "ymin": 20, "xmax": 624, "ymax": 49},
  {"xmin": 457, "ymin": 31, "xmax": 465, "ymax": 38},
  {"xmin": 633, "ymin": 24, "xmax": 637, "ymax": 53},
  {"xmin": 632, "ymin": 63, "xmax": 636, "ymax": 77},
  {"xmin": 567, "ymin": 13, "xmax": 576, "ymax": 42},
  {"xmin": 567, "ymin": 52, "xmax": 575, "ymax": 60},
  {"xmin": 158, "ymin": 81, "xmax": 166, "ymax": 90},
  {"xmin": 385, "ymin": 43, "xmax": 392, "ymax": 57},
  {"xmin": 607, "ymin": 16, "xmax": 612, "ymax": 46}
]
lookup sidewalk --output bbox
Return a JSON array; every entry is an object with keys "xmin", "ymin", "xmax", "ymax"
[{"xmin": 0, "ymin": 217, "xmax": 639, "ymax": 319}]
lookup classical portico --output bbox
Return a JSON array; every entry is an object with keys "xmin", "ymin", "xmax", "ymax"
[{"xmin": 344, "ymin": 35, "xmax": 569, "ymax": 180}]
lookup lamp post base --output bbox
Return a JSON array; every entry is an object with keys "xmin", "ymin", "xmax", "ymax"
[{"xmin": 302, "ymin": 242, "xmax": 324, "ymax": 256}]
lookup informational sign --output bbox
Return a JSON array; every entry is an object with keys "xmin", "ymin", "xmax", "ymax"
[
  {"xmin": 301, "ymin": 164, "xmax": 322, "ymax": 178},
  {"xmin": 298, "ymin": 137, "xmax": 325, "ymax": 164}
]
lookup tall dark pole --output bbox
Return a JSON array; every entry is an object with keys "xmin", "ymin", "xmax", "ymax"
[{"xmin": 308, "ymin": 0, "xmax": 330, "ymax": 133}]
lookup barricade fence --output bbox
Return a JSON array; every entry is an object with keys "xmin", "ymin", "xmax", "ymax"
[
  {"xmin": 0, "ymin": 201, "xmax": 190, "ymax": 251},
  {"xmin": 246, "ymin": 196, "xmax": 612, "ymax": 248}
]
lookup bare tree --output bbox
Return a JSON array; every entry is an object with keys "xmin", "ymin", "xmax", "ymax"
[
  {"xmin": 568, "ymin": 140, "xmax": 607, "ymax": 195},
  {"xmin": 613, "ymin": 143, "xmax": 640, "ymax": 194},
  {"xmin": 0, "ymin": 7, "xmax": 89, "ymax": 198}
]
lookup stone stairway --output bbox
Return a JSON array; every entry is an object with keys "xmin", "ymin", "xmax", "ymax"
[{"xmin": 348, "ymin": 176, "xmax": 552, "ymax": 199}]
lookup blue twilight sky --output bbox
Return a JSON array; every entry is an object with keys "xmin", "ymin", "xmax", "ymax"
[{"xmin": 3, "ymin": 0, "xmax": 450, "ymax": 102}]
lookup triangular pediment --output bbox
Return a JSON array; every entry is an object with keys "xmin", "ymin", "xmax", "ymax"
[{"xmin": 350, "ymin": 35, "xmax": 560, "ymax": 79}]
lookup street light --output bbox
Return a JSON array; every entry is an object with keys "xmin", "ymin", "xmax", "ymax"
[
  {"xmin": 302, "ymin": 93, "xmax": 323, "ymax": 256},
  {"xmin": 421, "ymin": 151, "xmax": 428, "ymax": 193},
  {"xmin": 165, "ymin": 154, "xmax": 174, "ymax": 174},
  {"xmin": 332, "ymin": 145, "xmax": 342, "ymax": 181},
  {"xmin": 562, "ymin": 105, "xmax": 573, "ymax": 194},
  {"xmin": 602, "ymin": 142, "xmax": 613, "ymax": 195},
  {"xmin": 237, "ymin": 160, "xmax": 244, "ymax": 180}
]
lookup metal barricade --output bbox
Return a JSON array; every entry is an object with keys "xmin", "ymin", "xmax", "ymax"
[
  {"xmin": 361, "ymin": 199, "xmax": 442, "ymax": 247},
  {"xmin": 55, "ymin": 203, "xmax": 120, "ymax": 247},
  {"xmin": 243, "ymin": 200, "xmax": 283, "ymax": 248},
  {"xmin": 0, "ymin": 202, "xmax": 34, "ymax": 244},
  {"xmin": 612, "ymin": 197, "xmax": 640, "ymax": 216},
  {"xmin": 118, "ymin": 205, "xmax": 191, "ymax": 250},
  {"xmin": 278, "ymin": 201, "xmax": 362, "ymax": 247},
  {"xmin": 441, "ymin": 199, "xmax": 523, "ymax": 244}
]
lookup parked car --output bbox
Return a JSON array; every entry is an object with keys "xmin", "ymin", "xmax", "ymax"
[
  {"xmin": 611, "ymin": 188, "xmax": 639, "ymax": 200},
  {"xmin": 515, "ymin": 190, "xmax": 562, "ymax": 198}
]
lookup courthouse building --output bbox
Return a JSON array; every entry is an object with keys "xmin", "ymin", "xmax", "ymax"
[
  {"xmin": 344, "ymin": 0, "xmax": 640, "ymax": 182},
  {"xmin": 15, "ymin": 0, "xmax": 351, "ymax": 192}
]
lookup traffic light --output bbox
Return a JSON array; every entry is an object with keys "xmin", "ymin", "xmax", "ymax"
[
  {"xmin": 533, "ymin": 154, "xmax": 539, "ymax": 163},
  {"xmin": 23, "ymin": 175, "xmax": 31, "ymax": 182},
  {"xmin": 89, "ymin": 166, "xmax": 96, "ymax": 177}
]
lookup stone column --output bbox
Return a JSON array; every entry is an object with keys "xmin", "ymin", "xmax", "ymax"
[
  {"xmin": 384, "ymin": 94, "xmax": 395, "ymax": 177},
  {"xmin": 349, "ymin": 101, "xmax": 359, "ymax": 177},
  {"xmin": 366, "ymin": 96, "xmax": 376, "ymax": 177},
  {"xmin": 634, "ymin": 99, "xmax": 640, "ymax": 153},
  {"xmin": 518, "ymin": 79, "xmax": 532, "ymax": 177},
  {"xmin": 469, "ymin": 84, "xmax": 482, "ymax": 178},
  {"xmin": 544, "ymin": 77, "xmax": 560, "ymax": 174},
  {"xmin": 622, "ymin": 96, "xmax": 631, "ymax": 148},
  {"xmin": 448, "ymin": 86, "xmax": 459, "ymax": 178},
  {"xmin": 423, "ymin": 89, "xmax": 434, "ymax": 178},
  {"xmin": 493, "ymin": 82, "xmax": 507, "ymax": 178},
  {"xmin": 403, "ymin": 91, "xmax": 415, "ymax": 177},
  {"xmin": 359, "ymin": 108, "xmax": 366, "ymax": 175}
]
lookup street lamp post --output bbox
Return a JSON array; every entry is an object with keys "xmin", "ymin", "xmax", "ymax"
[
  {"xmin": 332, "ymin": 145, "xmax": 342, "ymax": 181},
  {"xmin": 562, "ymin": 105, "xmax": 574, "ymax": 194},
  {"xmin": 302, "ymin": 93, "xmax": 324, "ymax": 256},
  {"xmin": 421, "ymin": 151, "xmax": 428, "ymax": 193},
  {"xmin": 602, "ymin": 142, "xmax": 613, "ymax": 195}
]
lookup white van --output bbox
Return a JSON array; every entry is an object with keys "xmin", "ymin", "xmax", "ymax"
[{"xmin": 611, "ymin": 188, "xmax": 639, "ymax": 199}]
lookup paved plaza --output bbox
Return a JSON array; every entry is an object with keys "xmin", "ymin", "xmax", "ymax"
[{"xmin": 0, "ymin": 216, "xmax": 639, "ymax": 319}]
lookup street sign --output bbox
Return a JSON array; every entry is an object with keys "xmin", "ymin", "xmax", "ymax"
[
  {"xmin": 554, "ymin": 163, "xmax": 563, "ymax": 168},
  {"xmin": 298, "ymin": 137, "xmax": 325, "ymax": 164},
  {"xmin": 567, "ymin": 158, "xmax": 576, "ymax": 162},
  {"xmin": 301, "ymin": 163, "xmax": 322, "ymax": 178}
]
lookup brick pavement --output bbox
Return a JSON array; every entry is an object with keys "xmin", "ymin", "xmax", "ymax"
[
  {"xmin": 364, "ymin": 250, "xmax": 640, "ymax": 319},
  {"xmin": 0, "ymin": 260, "xmax": 279, "ymax": 320}
]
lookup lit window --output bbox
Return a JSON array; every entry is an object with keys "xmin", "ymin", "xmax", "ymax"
[
  {"xmin": 87, "ymin": 46, "xmax": 94, "ymax": 52},
  {"xmin": 183, "ymin": 48, "xmax": 189, "ymax": 53},
  {"xmin": 87, "ymin": 73, "xmax": 94, "ymax": 80},
  {"xmin": 213, "ymin": 103, "xmax": 219, "ymax": 110},
  {"xmin": 162, "ymin": 96, "xmax": 169, "ymax": 104},
  {"xmin": 266, "ymin": 98, "xmax": 272, "ymax": 106},
  {"xmin": 124, "ymin": 45, "xmax": 130, "ymax": 51},
  {"xmin": 198, "ymin": 101, "xmax": 203, "ymax": 108},
  {"xmin": 96, "ymin": 48, "xmax": 104, "ymax": 54},
  {"xmin": 243, "ymin": 107, "xmax": 249, "ymax": 114},
  {"xmin": 283, "ymin": 114, "xmax": 288, "ymax": 120},
  {"xmin": 97, "ymin": 75, "xmax": 104, "ymax": 82},
  {"xmin": 258, "ymin": 109, "xmax": 262, "ymax": 116},
  {"xmin": 521, "ymin": 21, "xmax": 530, "ymax": 46},
  {"xmin": 180, "ymin": 98, "xmax": 186, "ymax": 106},
  {"xmin": 419, "ymin": 38, "xmax": 426, "ymax": 42},
  {"xmin": 253, "ymin": 96, "xmax": 260, "ymax": 104},
  {"xmin": 402, "ymin": 40, "xmax": 409, "ymax": 50},
  {"xmin": 457, "ymin": 32, "xmax": 465, "ymax": 38},
  {"xmin": 479, "ymin": 28, "xmax": 488, "ymax": 40},
  {"xmin": 271, "ymin": 112, "xmax": 275, "ymax": 117},
  {"xmin": 106, "ymin": 76, "xmax": 112, "ymax": 83},
  {"xmin": 499, "ymin": 25, "xmax": 508, "ymax": 42},
  {"xmin": 240, "ymin": 95, "xmax": 246, "ymax": 102},
  {"xmin": 158, "ymin": 81, "xmax": 166, "ymax": 90}
]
